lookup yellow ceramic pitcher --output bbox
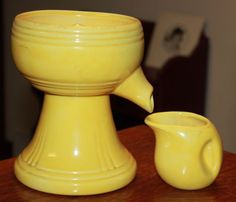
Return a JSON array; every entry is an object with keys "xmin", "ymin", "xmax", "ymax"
[
  {"xmin": 12, "ymin": 10, "xmax": 153, "ymax": 195},
  {"xmin": 145, "ymin": 111, "xmax": 223, "ymax": 190}
]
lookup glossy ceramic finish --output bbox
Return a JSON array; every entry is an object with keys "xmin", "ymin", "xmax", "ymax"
[
  {"xmin": 12, "ymin": 11, "xmax": 144, "ymax": 94},
  {"xmin": 11, "ymin": 10, "xmax": 153, "ymax": 195},
  {"xmin": 145, "ymin": 111, "xmax": 223, "ymax": 190}
]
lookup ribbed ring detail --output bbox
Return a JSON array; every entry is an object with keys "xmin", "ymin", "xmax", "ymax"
[{"xmin": 12, "ymin": 10, "xmax": 144, "ymax": 46}]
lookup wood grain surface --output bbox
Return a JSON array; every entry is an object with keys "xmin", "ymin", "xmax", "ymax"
[{"xmin": 0, "ymin": 125, "xmax": 236, "ymax": 201}]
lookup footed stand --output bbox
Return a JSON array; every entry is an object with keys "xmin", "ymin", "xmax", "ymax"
[{"xmin": 15, "ymin": 95, "xmax": 136, "ymax": 195}]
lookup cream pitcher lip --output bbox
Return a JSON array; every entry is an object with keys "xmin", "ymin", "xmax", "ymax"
[{"xmin": 145, "ymin": 111, "xmax": 211, "ymax": 129}]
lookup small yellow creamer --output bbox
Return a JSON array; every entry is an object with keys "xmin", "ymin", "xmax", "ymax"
[{"xmin": 145, "ymin": 111, "xmax": 223, "ymax": 190}]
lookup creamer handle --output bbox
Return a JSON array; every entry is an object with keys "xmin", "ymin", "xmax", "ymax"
[{"xmin": 200, "ymin": 133, "xmax": 223, "ymax": 179}]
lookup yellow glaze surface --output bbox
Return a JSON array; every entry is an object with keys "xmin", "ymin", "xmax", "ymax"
[
  {"xmin": 12, "ymin": 10, "xmax": 144, "ymax": 92},
  {"xmin": 12, "ymin": 10, "xmax": 153, "ymax": 195},
  {"xmin": 145, "ymin": 112, "xmax": 223, "ymax": 190}
]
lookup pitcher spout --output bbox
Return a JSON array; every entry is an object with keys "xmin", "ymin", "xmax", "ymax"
[
  {"xmin": 145, "ymin": 113, "xmax": 169, "ymax": 134},
  {"xmin": 112, "ymin": 67, "xmax": 154, "ymax": 113}
]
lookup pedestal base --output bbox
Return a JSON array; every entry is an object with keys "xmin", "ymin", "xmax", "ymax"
[
  {"xmin": 14, "ymin": 95, "xmax": 137, "ymax": 195},
  {"xmin": 15, "ymin": 153, "xmax": 136, "ymax": 195}
]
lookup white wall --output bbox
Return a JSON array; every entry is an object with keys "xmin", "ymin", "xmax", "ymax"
[{"xmin": 3, "ymin": 0, "xmax": 236, "ymax": 153}]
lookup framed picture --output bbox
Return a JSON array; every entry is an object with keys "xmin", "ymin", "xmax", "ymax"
[{"xmin": 145, "ymin": 12, "xmax": 205, "ymax": 68}]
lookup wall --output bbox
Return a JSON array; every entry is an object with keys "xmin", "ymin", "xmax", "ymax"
[{"xmin": 3, "ymin": 0, "xmax": 236, "ymax": 154}]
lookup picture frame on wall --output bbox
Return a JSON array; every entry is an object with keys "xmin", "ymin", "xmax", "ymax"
[{"xmin": 145, "ymin": 12, "xmax": 205, "ymax": 69}]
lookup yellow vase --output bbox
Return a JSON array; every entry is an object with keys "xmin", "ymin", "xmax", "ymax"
[
  {"xmin": 145, "ymin": 111, "xmax": 223, "ymax": 190},
  {"xmin": 11, "ymin": 10, "xmax": 153, "ymax": 195}
]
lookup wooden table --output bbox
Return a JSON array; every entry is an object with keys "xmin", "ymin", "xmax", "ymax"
[{"xmin": 1, "ymin": 125, "xmax": 236, "ymax": 201}]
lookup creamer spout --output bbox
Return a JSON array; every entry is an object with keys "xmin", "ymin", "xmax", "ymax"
[{"xmin": 112, "ymin": 67, "xmax": 154, "ymax": 113}]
